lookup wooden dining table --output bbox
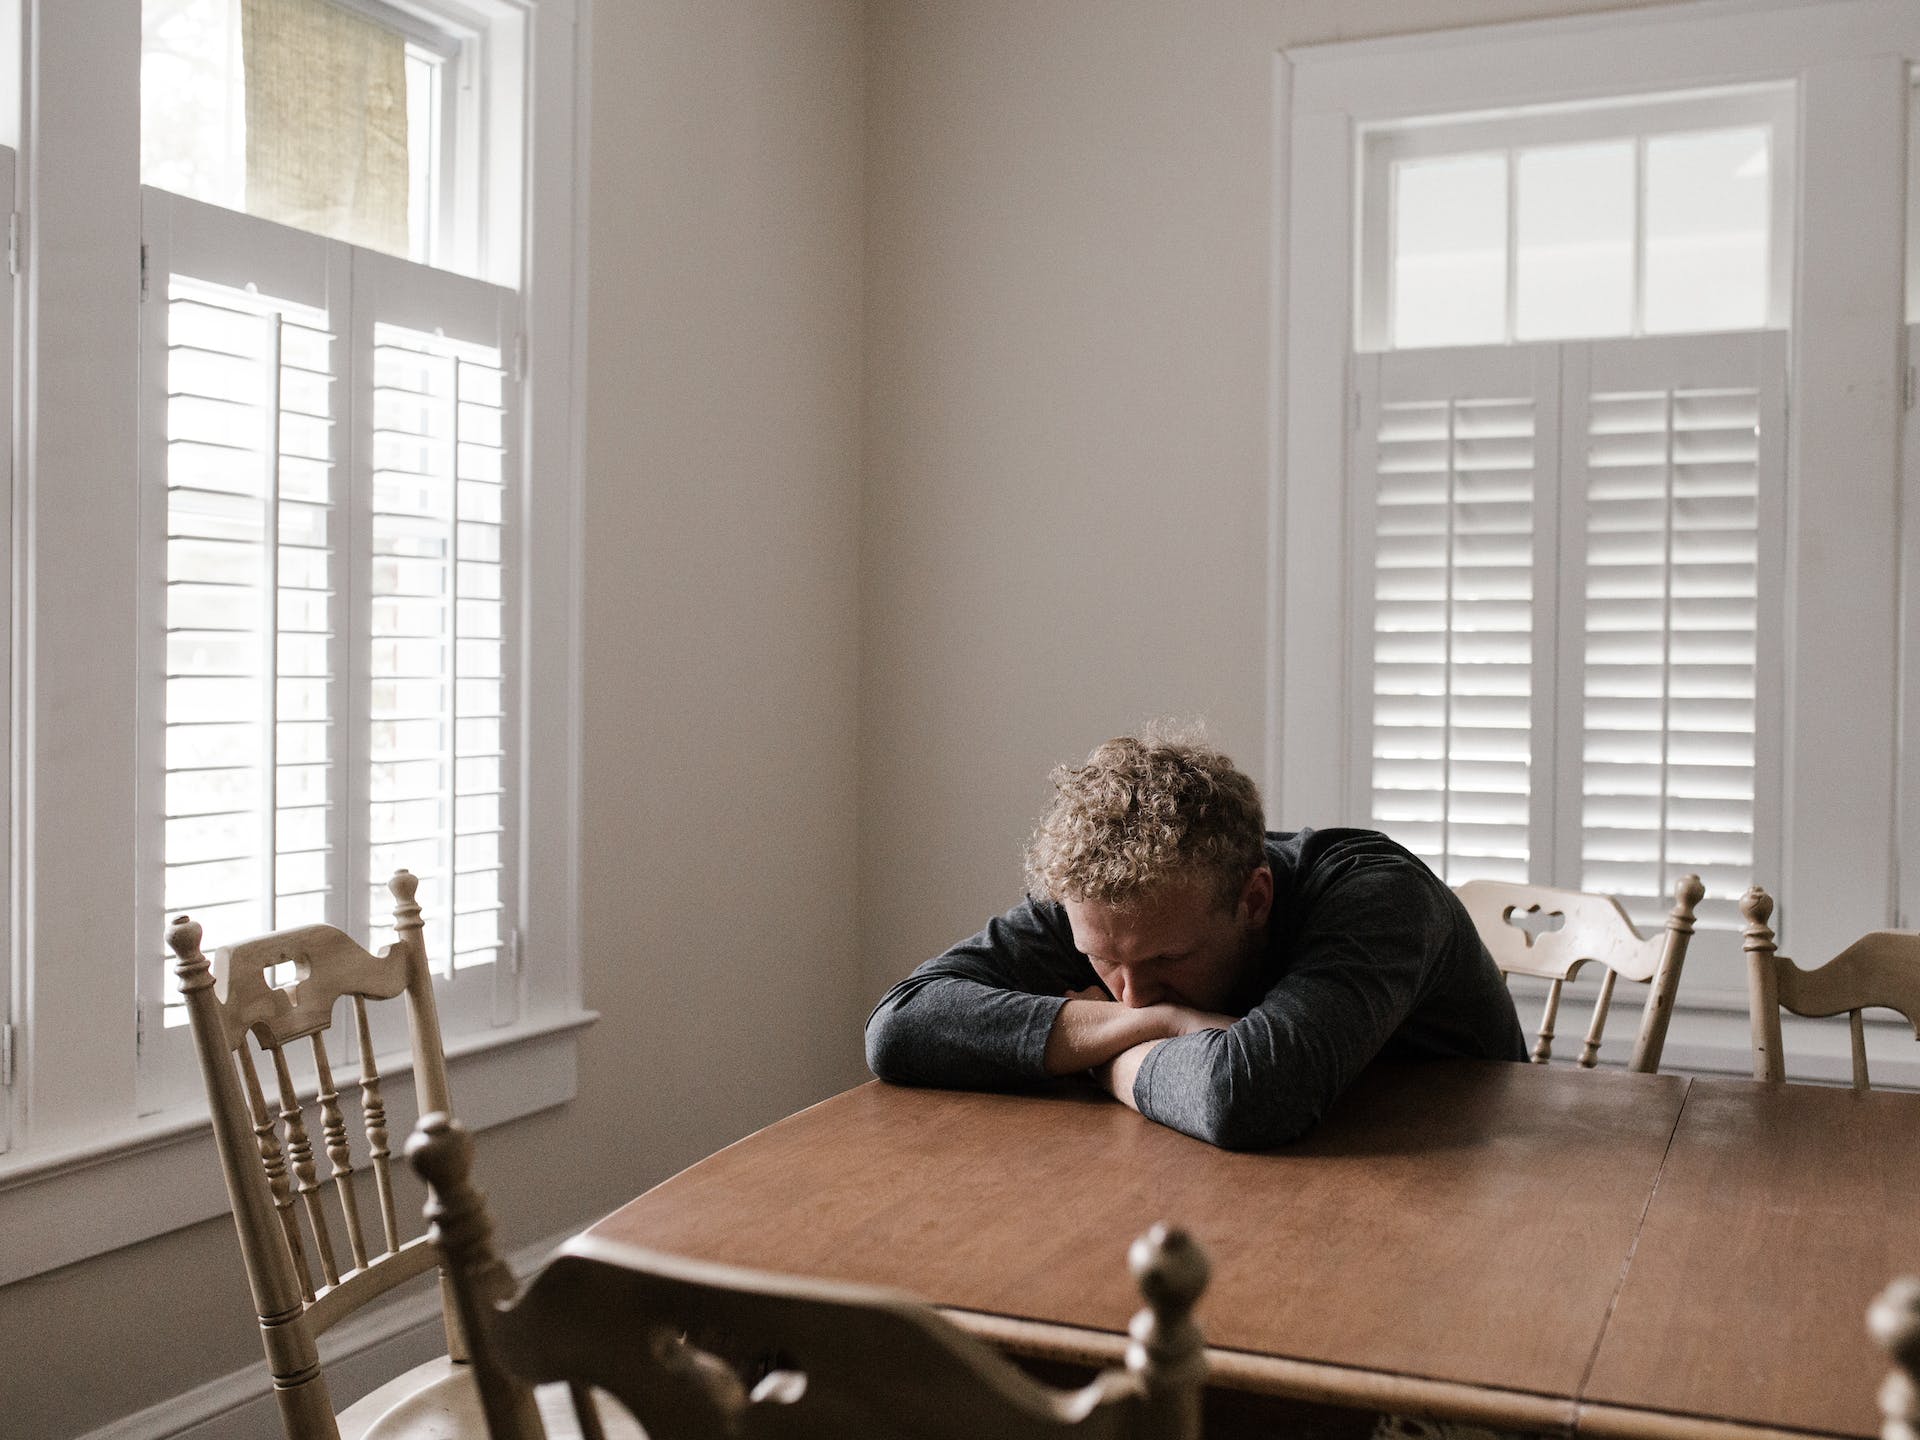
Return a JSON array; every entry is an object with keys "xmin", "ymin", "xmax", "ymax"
[{"xmin": 587, "ymin": 1061, "xmax": 1920, "ymax": 1440}]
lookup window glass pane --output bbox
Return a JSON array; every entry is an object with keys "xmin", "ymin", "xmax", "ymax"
[
  {"xmin": 1392, "ymin": 153, "xmax": 1508, "ymax": 349},
  {"xmin": 1644, "ymin": 127, "xmax": 1769, "ymax": 335},
  {"xmin": 1515, "ymin": 141, "xmax": 1633, "ymax": 341},
  {"xmin": 142, "ymin": 0, "xmax": 246, "ymax": 212},
  {"xmin": 142, "ymin": 0, "xmax": 439, "ymax": 264}
]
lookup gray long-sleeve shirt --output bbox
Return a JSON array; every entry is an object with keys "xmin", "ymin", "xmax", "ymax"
[{"xmin": 865, "ymin": 828, "xmax": 1527, "ymax": 1149}]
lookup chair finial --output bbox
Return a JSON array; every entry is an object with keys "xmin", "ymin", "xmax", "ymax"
[
  {"xmin": 1126, "ymin": 1224, "xmax": 1209, "ymax": 1408},
  {"xmin": 388, "ymin": 868, "xmax": 420, "ymax": 905},
  {"xmin": 167, "ymin": 914, "xmax": 213, "ymax": 992},
  {"xmin": 406, "ymin": 1111, "xmax": 471, "ymax": 1196},
  {"xmin": 1870, "ymin": 1276, "xmax": 1920, "ymax": 1440},
  {"xmin": 1671, "ymin": 873, "xmax": 1705, "ymax": 924},
  {"xmin": 1741, "ymin": 885, "xmax": 1775, "ymax": 932},
  {"xmin": 166, "ymin": 914, "xmax": 203, "ymax": 959}
]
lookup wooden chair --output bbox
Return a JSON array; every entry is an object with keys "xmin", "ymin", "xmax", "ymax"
[
  {"xmin": 168, "ymin": 870, "xmax": 477, "ymax": 1440},
  {"xmin": 1454, "ymin": 874, "xmax": 1704, "ymax": 1073},
  {"xmin": 1740, "ymin": 887, "xmax": 1920, "ymax": 1088},
  {"xmin": 1872, "ymin": 1276, "xmax": 1920, "ymax": 1440},
  {"xmin": 403, "ymin": 1113, "xmax": 1213, "ymax": 1440}
]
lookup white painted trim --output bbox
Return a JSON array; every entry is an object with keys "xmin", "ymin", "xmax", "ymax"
[
  {"xmin": 0, "ymin": 1008, "xmax": 592, "ymax": 1287},
  {"xmin": 76, "ymin": 1222, "xmax": 582, "ymax": 1440},
  {"xmin": 1275, "ymin": 105, "xmax": 1353, "ymax": 827},
  {"xmin": 1263, "ymin": 51, "xmax": 1291, "ymax": 807},
  {"xmin": 1900, "ymin": 322, "xmax": 1920, "ymax": 928},
  {"xmin": 1271, "ymin": 0, "xmax": 1919, "ymax": 967},
  {"xmin": 7, "ymin": 0, "xmax": 590, "ymax": 1225},
  {"xmin": 1286, "ymin": 0, "xmax": 1920, "ymax": 118}
]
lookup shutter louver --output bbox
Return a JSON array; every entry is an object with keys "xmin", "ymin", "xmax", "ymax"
[
  {"xmin": 1370, "ymin": 395, "xmax": 1536, "ymax": 884},
  {"xmin": 161, "ymin": 277, "xmax": 337, "ymax": 1017},
  {"xmin": 1581, "ymin": 384, "xmax": 1760, "ymax": 930},
  {"xmin": 367, "ymin": 323, "xmax": 507, "ymax": 977}
]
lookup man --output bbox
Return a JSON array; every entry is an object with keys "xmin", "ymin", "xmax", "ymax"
[{"xmin": 865, "ymin": 728, "xmax": 1527, "ymax": 1149}]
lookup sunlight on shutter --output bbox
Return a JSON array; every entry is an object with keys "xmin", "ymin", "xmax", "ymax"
[
  {"xmin": 367, "ymin": 323, "xmax": 506, "ymax": 978},
  {"xmin": 1371, "ymin": 396, "xmax": 1535, "ymax": 884},
  {"xmin": 162, "ymin": 277, "xmax": 336, "ymax": 1020},
  {"xmin": 1582, "ymin": 386, "xmax": 1760, "ymax": 929}
]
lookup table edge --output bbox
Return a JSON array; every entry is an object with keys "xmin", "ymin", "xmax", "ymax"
[
  {"xmin": 945, "ymin": 1312, "xmax": 1859, "ymax": 1440},
  {"xmin": 944, "ymin": 1309, "xmax": 1575, "ymax": 1433},
  {"xmin": 1576, "ymin": 1401, "xmax": 1857, "ymax": 1440}
]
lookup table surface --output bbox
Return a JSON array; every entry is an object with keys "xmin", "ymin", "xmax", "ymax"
[{"xmin": 588, "ymin": 1062, "xmax": 1920, "ymax": 1440}]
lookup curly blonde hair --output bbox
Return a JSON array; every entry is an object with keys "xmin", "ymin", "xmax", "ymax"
[{"xmin": 1023, "ymin": 726, "xmax": 1267, "ymax": 911}]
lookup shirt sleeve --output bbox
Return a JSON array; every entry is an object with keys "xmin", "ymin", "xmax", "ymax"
[
  {"xmin": 1131, "ymin": 852, "xmax": 1459, "ymax": 1149},
  {"xmin": 864, "ymin": 898, "xmax": 1094, "ymax": 1090}
]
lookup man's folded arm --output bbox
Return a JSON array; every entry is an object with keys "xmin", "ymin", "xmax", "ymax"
[
  {"xmin": 1127, "ymin": 864, "xmax": 1447, "ymax": 1149},
  {"xmin": 865, "ymin": 900, "xmax": 1091, "ymax": 1088}
]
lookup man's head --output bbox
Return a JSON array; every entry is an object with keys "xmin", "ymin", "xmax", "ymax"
[{"xmin": 1023, "ymin": 728, "xmax": 1272, "ymax": 1013}]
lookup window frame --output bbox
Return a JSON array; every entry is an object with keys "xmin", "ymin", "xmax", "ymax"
[
  {"xmin": 0, "ymin": 0, "xmax": 590, "ymax": 1283},
  {"xmin": 1274, "ymin": 0, "xmax": 1920, "ymax": 1081},
  {"xmin": 1355, "ymin": 84, "xmax": 1797, "ymax": 351}
]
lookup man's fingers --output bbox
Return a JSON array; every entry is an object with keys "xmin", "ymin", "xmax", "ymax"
[{"xmin": 1064, "ymin": 985, "xmax": 1111, "ymax": 1003}]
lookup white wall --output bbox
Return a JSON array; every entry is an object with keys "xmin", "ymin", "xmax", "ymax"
[
  {"xmin": 0, "ymin": 2, "xmax": 867, "ymax": 1434},
  {"xmin": 858, "ymin": 0, "xmax": 1691, "ymax": 1001}
]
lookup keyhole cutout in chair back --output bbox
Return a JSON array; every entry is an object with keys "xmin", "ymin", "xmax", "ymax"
[{"xmin": 1503, "ymin": 904, "xmax": 1567, "ymax": 948}]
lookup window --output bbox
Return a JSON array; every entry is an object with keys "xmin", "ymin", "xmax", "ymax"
[
  {"xmin": 0, "ymin": 0, "xmax": 583, "ymax": 1277},
  {"xmin": 1359, "ymin": 86, "xmax": 1793, "ymax": 351},
  {"xmin": 140, "ymin": 0, "xmax": 512, "ymax": 281},
  {"xmin": 1281, "ymin": 4, "xmax": 1920, "ymax": 1063},
  {"xmin": 1345, "ymin": 87, "xmax": 1792, "ymax": 933},
  {"xmin": 1351, "ymin": 333, "xmax": 1785, "ymax": 932},
  {"xmin": 131, "ymin": 0, "xmax": 524, "ymax": 1112}
]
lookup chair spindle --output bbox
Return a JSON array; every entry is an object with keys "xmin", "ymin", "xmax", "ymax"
[
  {"xmin": 1580, "ymin": 969, "xmax": 1619, "ymax": 1068},
  {"xmin": 568, "ymin": 1383, "xmax": 611, "ymax": 1440},
  {"xmin": 238, "ymin": 1042, "xmax": 315, "ymax": 1302},
  {"xmin": 1533, "ymin": 978, "xmax": 1564, "ymax": 1064},
  {"xmin": 270, "ymin": 1041, "xmax": 340, "ymax": 1289},
  {"xmin": 354, "ymin": 995, "xmax": 401, "ymax": 1255},
  {"xmin": 311, "ymin": 1031, "xmax": 369, "ymax": 1271},
  {"xmin": 1742, "ymin": 887, "xmax": 1785, "ymax": 1084}
]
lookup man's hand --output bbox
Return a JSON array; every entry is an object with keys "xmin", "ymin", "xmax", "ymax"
[{"xmin": 1041, "ymin": 989, "xmax": 1233, "ymax": 1078}]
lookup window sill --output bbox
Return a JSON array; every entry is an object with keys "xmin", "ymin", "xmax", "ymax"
[{"xmin": 0, "ymin": 1008, "xmax": 596, "ymax": 1287}]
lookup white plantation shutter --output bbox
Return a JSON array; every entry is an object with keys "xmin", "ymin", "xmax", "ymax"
[
  {"xmin": 365, "ymin": 325, "xmax": 510, "ymax": 976},
  {"xmin": 137, "ymin": 197, "xmax": 520, "ymax": 1105},
  {"xmin": 1559, "ymin": 334, "xmax": 1786, "ymax": 932},
  {"xmin": 1351, "ymin": 335, "xmax": 1782, "ymax": 930},
  {"xmin": 352, "ymin": 249, "xmax": 518, "ymax": 1031},
  {"xmin": 1351, "ymin": 348, "xmax": 1559, "ymax": 884},
  {"xmin": 159, "ymin": 281, "xmax": 339, "ymax": 991},
  {"xmin": 137, "ymin": 194, "xmax": 345, "ymax": 1097}
]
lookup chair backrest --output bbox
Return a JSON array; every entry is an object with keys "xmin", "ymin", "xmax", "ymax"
[
  {"xmin": 407, "ymin": 1115, "xmax": 1212, "ymax": 1440},
  {"xmin": 1740, "ymin": 887, "xmax": 1920, "ymax": 1089},
  {"xmin": 166, "ymin": 869, "xmax": 458, "ymax": 1440},
  {"xmin": 1873, "ymin": 1276, "xmax": 1920, "ymax": 1440},
  {"xmin": 1454, "ymin": 874, "xmax": 1704, "ymax": 1073}
]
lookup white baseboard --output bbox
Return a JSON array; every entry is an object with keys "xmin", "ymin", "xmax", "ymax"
[{"xmin": 78, "ymin": 1227, "xmax": 577, "ymax": 1440}]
